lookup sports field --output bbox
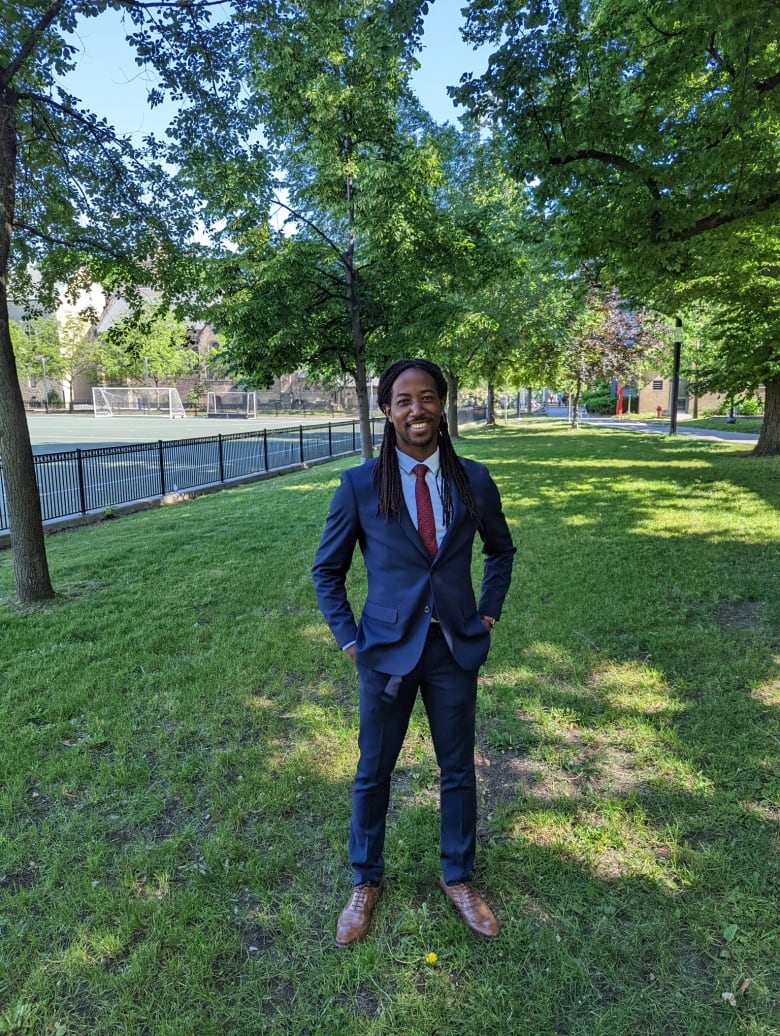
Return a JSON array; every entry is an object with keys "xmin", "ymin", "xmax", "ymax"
[
  {"xmin": 1, "ymin": 412, "xmax": 372, "ymax": 534},
  {"xmin": 25, "ymin": 411, "xmax": 343, "ymax": 454}
]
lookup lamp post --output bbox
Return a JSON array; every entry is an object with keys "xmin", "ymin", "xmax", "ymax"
[
  {"xmin": 38, "ymin": 355, "xmax": 49, "ymax": 413},
  {"xmin": 143, "ymin": 356, "xmax": 150, "ymax": 413},
  {"xmin": 669, "ymin": 317, "xmax": 682, "ymax": 436}
]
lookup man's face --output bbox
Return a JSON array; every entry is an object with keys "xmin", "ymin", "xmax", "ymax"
[{"xmin": 383, "ymin": 367, "xmax": 445, "ymax": 460}]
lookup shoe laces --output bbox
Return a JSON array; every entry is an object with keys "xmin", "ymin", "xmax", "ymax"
[{"xmin": 349, "ymin": 883, "xmax": 376, "ymax": 910}]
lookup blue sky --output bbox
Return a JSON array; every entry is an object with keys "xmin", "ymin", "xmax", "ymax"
[{"xmin": 62, "ymin": 2, "xmax": 490, "ymax": 137}]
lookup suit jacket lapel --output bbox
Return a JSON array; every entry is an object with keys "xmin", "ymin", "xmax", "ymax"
[
  {"xmin": 435, "ymin": 486, "xmax": 465, "ymax": 563},
  {"xmin": 399, "ymin": 497, "xmax": 431, "ymax": 559}
]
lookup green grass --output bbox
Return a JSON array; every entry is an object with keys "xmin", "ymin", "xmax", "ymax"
[
  {"xmin": 683, "ymin": 417, "xmax": 764, "ymax": 435},
  {"xmin": 1, "ymin": 421, "xmax": 778, "ymax": 1036}
]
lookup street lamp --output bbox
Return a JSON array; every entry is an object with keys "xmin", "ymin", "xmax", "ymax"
[
  {"xmin": 143, "ymin": 356, "xmax": 150, "ymax": 413},
  {"xmin": 669, "ymin": 317, "xmax": 682, "ymax": 436},
  {"xmin": 38, "ymin": 355, "xmax": 49, "ymax": 413}
]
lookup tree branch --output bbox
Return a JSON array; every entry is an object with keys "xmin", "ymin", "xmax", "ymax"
[
  {"xmin": 707, "ymin": 34, "xmax": 736, "ymax": 78},
  {"xmin": 663, "ymin": 193, "xmax": 780, "ymax": 241},
  {"xmin": 1, "ymin": 0, "xmax": 68, "ymax": 88},
  {"xmin": 272, "ymin": 195, "xmax": 346, "ymax": 263},
  {"xmin": 549, "ymin": 149, "xmax": 662, "ymax": 199},
  {"xmin": 756, "ymin": 70, "xmax": 780, "ymax": 94},
  {"xmin": 13, "ymin": 220, "xmax": 123, "ymax": 255},
  {"xmin": 641, "ymin": 13, "xmax": 686, "ymax": 40}
]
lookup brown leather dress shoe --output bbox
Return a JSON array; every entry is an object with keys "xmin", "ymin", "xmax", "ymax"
[
  {"xmin": 335, "ymin": 882, "xmax": 384, "ymax": 946},
  {"xmin": 439, "ymin": 878, "xmax": 499, "ymax": 938}
]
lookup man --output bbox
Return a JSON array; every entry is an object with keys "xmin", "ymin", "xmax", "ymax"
[{"xmin": 312, "ymin": 359, "xmax": 515, "ymax": 945}]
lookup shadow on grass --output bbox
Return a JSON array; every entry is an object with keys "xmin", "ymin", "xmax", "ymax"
[{"xmin": 1, "ymin": 424, "xmax": 778, "ymax": 1034}]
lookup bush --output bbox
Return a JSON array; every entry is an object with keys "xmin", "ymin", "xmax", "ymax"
[
  {"xmin": 715, "ymin": 396, "xmax": 764, "ymax": 417},
  {"xmin": 736, "ymin": 398, "xmax": 763, "ymax": 416},
  {"xmin": 580, "ymin": 387, "xmax": 615, "ymax": 415}
]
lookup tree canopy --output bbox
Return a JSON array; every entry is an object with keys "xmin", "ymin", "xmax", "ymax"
[
  {"xmin": 208, "ymin": 0, "xmax": 440, "ymax": 458},
  {"xmin": 456, "ymin": 0, "xmax": 780, "ymax": 453},
  {"xmin": 1, "ymin": 0, "xmax": 251, "ymax": 601}
]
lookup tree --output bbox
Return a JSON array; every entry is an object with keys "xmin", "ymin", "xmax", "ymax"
[
  {"xmin": 457, "ymin": 0, "xmax": 780, "ymax": 453},
  {"xmin": 408, "ymin": 130, "xmax": 573, "ymax": 427},
  {"xmin": 56, "ymin": 310, "xmax": 99, "ymax": 408},
  {"xmin": 211, "ymin": 0, "xmax": 434, "ymax": 460},
  {"xmin": 94, "ymin": 303, "xmax": 196, "ymax": 387},
  {"xmin": 672, "ymin": 225, "xmax": 779, "ymax": 453},
  {"xmin": 9, "ymin": 315, "xmax": 61, "ymax": 408},
  {"xmin": 1, "ymin": 0, "xmax": 251, "ymax": 602},
  {"xmin": 562, "ymin": 287, "xmax": 667, "ymax": 428}
]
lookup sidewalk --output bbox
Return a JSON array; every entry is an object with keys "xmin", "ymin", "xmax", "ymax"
[{"xmin": 541, "ymin": 407, "xmax": 760, "ymax": 443}]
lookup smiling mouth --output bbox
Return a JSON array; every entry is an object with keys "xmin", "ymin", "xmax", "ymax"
[{"xmin": 408, "ymin": 421, "xmax": 431, "ymax": 430}]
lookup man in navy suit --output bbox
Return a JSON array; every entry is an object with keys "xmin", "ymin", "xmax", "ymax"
[{"xmin": 312, "ymin": 359, "xmax": 515, "ymax": 945}]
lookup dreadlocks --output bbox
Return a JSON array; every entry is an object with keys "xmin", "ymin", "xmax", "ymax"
[{"xmin": 372, "ymin": 359, "xmax": 483, "ymax": 530}]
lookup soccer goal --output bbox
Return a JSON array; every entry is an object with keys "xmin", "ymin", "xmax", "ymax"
[
  {"xmin": 93, "ymin": 386, "xmax": 186, "ymax": 419},
  {"xmin": 206, "ymin": 390, "xmax": 258, "ymax": 419}
]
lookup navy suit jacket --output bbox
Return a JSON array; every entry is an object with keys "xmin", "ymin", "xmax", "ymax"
[{"xmin": 311, "ymin": 455, "xmax": 516, "ymax": 675}]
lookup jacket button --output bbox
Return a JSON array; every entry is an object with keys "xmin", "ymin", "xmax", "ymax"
[{"xmin": 424, "ymin": 606, "xmax": 431, "ymax": 613}]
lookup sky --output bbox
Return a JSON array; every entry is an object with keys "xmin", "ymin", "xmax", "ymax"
[{"xmin": 62, "ymin": 1, "xmax": 491, "ymax": 139}]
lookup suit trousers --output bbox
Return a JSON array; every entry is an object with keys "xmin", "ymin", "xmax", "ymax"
[{"xmin": 350, "ymin": 625, "xmax": 479, "ymax": 886}]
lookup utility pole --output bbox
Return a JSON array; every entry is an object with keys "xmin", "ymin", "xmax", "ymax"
[
  {"xmin": 38, "ymin": 355, "xmax": 49, "ymax": 413},
  {"xmin": 669, "ymin": 317, "xmax": 682, "ymax": 436}
]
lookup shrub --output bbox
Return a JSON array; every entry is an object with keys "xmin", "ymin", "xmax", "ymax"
[
  {"xmin": 715, "ymin": 396, "xmax": 764, "ymax": 417},
  {"xmin": 580, "ymin": 387, "xmax": 615, "ymax": 415}
]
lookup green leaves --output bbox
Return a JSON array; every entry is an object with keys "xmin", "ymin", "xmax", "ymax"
[{"xmin": 456, "ymin": 0, "xmax": 780, "ymax": 451}]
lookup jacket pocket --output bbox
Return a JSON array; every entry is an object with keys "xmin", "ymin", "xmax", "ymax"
[
  {"xmin": 363, "ymin": 601, "xmax": 399, "ymax": 625},
  {"xmin": 461, "ymin": 605, "xmax": 486, "ymax": 636}
]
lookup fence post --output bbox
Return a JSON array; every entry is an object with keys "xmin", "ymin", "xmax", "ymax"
[
  {"xmin": 217, "ymin": 434, "xmax": 225, "ymax": 483},
  {"xmin": 157, "ymin": 441, "xmax": 166, "ymax": 496},
  {"xmin": 328, "ymin": 423, "xmax": 332, "ymax": 457},
  {"xmin": 299, "ymin": 425, "xmax": 304, "ymax": 463},
  {"xmin": 352, "ymin": 421, "xmax": 356, "ymax": 451},
  {"xmin": 263, "ymin": 428, "xmax": 269, "ymax": 471},
  {"xmin": 76, "ymin": 449, "xmax": 87, "ymax": 515}
]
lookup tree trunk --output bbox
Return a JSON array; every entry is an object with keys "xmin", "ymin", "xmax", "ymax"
[
  {"xmin": 570, "ymin": 372, "xmax": 584, "ymax": 430},
  {"xmin": 445, "ymin": 368, "xmax": 460, "ymax": 439},
  {"xmin": 485, "ymin": 381, "xmax": 496, "ymax": 426},
  {"xmin": 526, "ymin": 387, "xmax": 534, "ymax": 414},
  {"xmin": 753, "ymin": 373, "xmax": 780, "ymax": 457},
  {"xmin": 0, "ymin": 88, "xmax": 54, "ymax": 602},
  {"xmin": 351, "ymin": 315, "xmax": 373, "ymax": 461},
  {"xmin": 344, "ymin": 163, "xmax": 373, "ymax": 461}
]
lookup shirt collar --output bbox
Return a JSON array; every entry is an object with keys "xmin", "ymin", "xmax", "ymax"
[{"xmin": 396, "ymin": 447, "xmax": 441, "ymax": 477}]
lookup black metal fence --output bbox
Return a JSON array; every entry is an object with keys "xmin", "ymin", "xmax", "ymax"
[
  {"xmin": 0, "ymin": 419, "xmax": 385, "ymax": 534},
  {"xmin": 0, "ymin": 407, "xmax": 495, "ymax": 534}
]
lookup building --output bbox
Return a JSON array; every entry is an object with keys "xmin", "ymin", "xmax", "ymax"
[{"xmin": 638, "ymin": 374, "xmax": 733, "ymax": 418}]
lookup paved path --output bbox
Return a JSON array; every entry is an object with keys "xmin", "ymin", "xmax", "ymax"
[
  {"xmin": 541, "ymin": 407, "xmax": 759, "ymax": 443},
  {"xmin": 582, "ymin": 417, "xmax": 759, "ymax": 443}
]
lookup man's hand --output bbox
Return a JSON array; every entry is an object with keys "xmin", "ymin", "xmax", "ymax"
[
  {"xmin": 480, "ymin": 616, "xmax": 497, "ymax": 632},
  {"xmin": 345, "ymin": 644, "xmax": 357, "ymax": 664}
]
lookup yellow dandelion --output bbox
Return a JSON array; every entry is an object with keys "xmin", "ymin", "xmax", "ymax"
[{"xmin": 425, "ymin": 952, "xmax": 438, "ymax": 965}]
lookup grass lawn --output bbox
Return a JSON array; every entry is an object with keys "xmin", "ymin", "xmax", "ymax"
[
  {"xmin": 682, "ymin": 417, "xmax": 764, "ymax": 435},
  {"xmin": 1, "ymin": 421, "xmax": 778, "ymax": 1036}
]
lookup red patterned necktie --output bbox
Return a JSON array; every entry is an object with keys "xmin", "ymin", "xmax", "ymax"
[{"xmin": 413, "ymin": 463, "xmax": 438, "ymax": 558}]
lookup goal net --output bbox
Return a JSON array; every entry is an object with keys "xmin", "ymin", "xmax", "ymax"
[
  {"xmin": 206, "ymin": 391, "xmax": 258, "ymax": 419},
  {"xmin": 93, "ymin": 386, "xmax": 186, "ymax": 419}
]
